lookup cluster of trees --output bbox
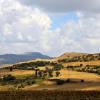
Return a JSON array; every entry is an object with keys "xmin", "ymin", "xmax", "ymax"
[
  {"xmin": 11, "ymin": 61, "xmax": 64, "ymax": 71},
  {"xmin": 34, "ymin": 67, "xmax": 61, "ymax": 79},
  {"xmin": 67, "ymin": 65, "xmax": 100, "ymax": 75},
  {"xmin": 0, "ymin": 64, "xmax": 63, "ymax": 89},
  {"xmin": 13, "ymin": 61, "xmax": 50, "ymax": 70},
  {"xmin": 13, "ymin": 61, "xmax": 51, "ymax": 70},
  {"xmin": 0, "ymin": 74, "xmax": 36, "ymax": 90},
  {"xmin": 3, "ymin": 74, "xmax": 16, "ymax": 81}
]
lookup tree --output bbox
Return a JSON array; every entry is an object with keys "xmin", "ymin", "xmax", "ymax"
[
  {"xmin": 55, "ymin": 71, "xmax": 60, "ymax": 77},
  {"xmin": 48, "ymin": 69, "xmax": 53, "ymax": 77},
  {"xmin": 80, "ymin": 64, "xmax": 83, "ymax": 67},
  {"xmin": 38, "ymin": 70, "xmax": 43, "ymax": 77},
  {"xmin": 54, "ymin": 64, "xmax": 63, "ymax": 70},
  {"xmin": 3, "ymin": 74, "xmax": 16, "ymax": 81},
  {"xmin": 35, "ymin": 68, "xmax": 39, "ymax": 78},
  {"xmin": 10, "ymin": 67, "xmax": 13, "ymax": 71}
]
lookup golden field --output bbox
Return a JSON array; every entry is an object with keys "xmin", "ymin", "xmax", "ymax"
[
  {"xmin": 0, "ymin": 68, "xmax": 99, "ymax": 91},
  {"xmin": 62, "ymin": 60, "xmax": 100, "ymax": 67}
]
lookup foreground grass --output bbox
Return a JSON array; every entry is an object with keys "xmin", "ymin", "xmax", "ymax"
[{"xmin": 0, "ymin": 90, "xmax": 100, "ymax": 100}]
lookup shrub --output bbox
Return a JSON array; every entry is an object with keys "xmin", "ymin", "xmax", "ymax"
[
  {"xmin": 56, "ymin": 80, "xmax": 65, "ymax": 85},
  {"xmin": 26, "ymin": 80, "xmax": 36, "ymax": 85},
  {"xmin": 3, "ymin": 74, "xmax": 16, "ymax": 81},
  {"xmin": 54, "ymin": 64, "xmax": 63, "ymax": 70},
  {"xmin": 55, "ymin": 71, "xmax": 60, "ymax": 77},
  {"xmin": 97, "ymin": 70, "xmax": 100, "ymax": 75},
  {"xmin": 31, "ymin": 80, "xmax": 36, "ymax": 84},
  {"xmin": 66, "ymin": 79, "xmax": 70, "ymax": 83},
  {"xmin": 81, "ymin": 79, "xmax": 84, "ymax": 83}
]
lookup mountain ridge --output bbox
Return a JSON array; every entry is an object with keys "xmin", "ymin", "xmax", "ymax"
[{"xmin": 0, "ymin": 52, "xmax": 51, "ymax": 65}]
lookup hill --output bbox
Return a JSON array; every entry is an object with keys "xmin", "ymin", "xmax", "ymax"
[
  {"xmin": 57, "ymin": 52, "xmax": 100, "ymax": 62},
  {"xmin": 57, "ymin": 52, "xmax": 87, "ymax": 59},
  {"xmin": 0, "ymin": 52, "xmax": 51, "ymax": 65}
]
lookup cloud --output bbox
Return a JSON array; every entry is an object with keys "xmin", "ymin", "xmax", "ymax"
[
  {"xmin": 0, "ymin": 0, "xmax": 53, "ymax": 54},
  {"xmin": 0, "ymin": 0, "xmax": 100, "ymax": 56},
  {"xmin": 60, "ymin": 13, "xmax": 100, "ymax": 54},
  {"xmin": 20, "ymin": 0, "xmax": 100, "ymax": 13}
]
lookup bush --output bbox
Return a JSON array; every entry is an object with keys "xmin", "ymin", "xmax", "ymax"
[
  {"xmin": 81, "ymin": 79, "xmax": 84, "ymax": 83},
  {"xmin": 26, "ymin": 80, "xmax": 36, "ymax": 85},
  {"xmin": 66, "ymin": 79, "xmax": 70, "ymax": 83},
  {"xmin": 3, "ymin": 74, "xmax": 16, "ymax": 81},
  {"xmin": 54, "ymin": 64, "xmax": 63, "ymax": 70},
  {"xmin": 56, "ymin": 80, "xmax": 65, "ymax": 85},
  {"xmin": 97, "ymin": 69, "xmax": 100, "ymax": 75}
]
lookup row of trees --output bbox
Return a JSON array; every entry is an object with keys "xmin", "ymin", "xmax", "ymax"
[
  {"xmin": 67, "ymin": 65, "xmax": 100, "ymax": 75},
  {"xmin": 10, "ymin": 61, "xmax": 63, "ymax": 70},
  {"xmin": 34, "ymin": 67, "xmax": 61, "ymax": 79}
]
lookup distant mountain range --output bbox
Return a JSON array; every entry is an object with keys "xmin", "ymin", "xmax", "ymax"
[
  {"xmin": 0, "ymin": 52, "xmax": 51, "ymax": 65},
  {"xmin": 1, "ymin": 52, "xmax": 100, "ymax": 67}
]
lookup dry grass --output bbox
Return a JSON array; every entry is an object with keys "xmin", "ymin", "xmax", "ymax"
[
  {"xmin": 0, "ymin": 69, "xmax": 34, "ymax": 78},
  {"xmin": 52, "ymin": 69, "xmax": 100, "ymax": 81},
  {"xmin": 0, "ymin": 68, "xmax": 100, "ymax": 91},
  {"xmin": 63, "ymin": 60, "xmax": 100, "ymax": 67},
  {"xmin": 11, "ymin": 70, "xmax": 34, "ymax": 77},
  {"xmin": 23, "ymin": 69, "xmax": 100, "ymax": 91}
]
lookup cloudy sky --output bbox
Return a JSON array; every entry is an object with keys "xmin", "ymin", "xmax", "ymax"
[{"xmin": 0, "ymin": 0, "xmax": 100, "ymax": 56}]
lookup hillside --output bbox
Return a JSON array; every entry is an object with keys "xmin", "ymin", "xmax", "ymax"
[
  {"xmin": 57, "ymin": 52, "xmax": 100, "ymax": 63},
  {"xmin": 1, "ymin": 52, "xmax": 100, "ymax": 75},
  {"xmin": 57, "ymin": 52, "xmax": 87, "ymax": 59},
  {"xmin": 0, "ymin": 52, "xmax": 51, "ymax": 65}
]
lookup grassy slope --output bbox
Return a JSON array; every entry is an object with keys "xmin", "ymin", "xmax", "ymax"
[
  {"xmin": 22, "ymin": 69, "xmax": 100, "ymax": 91},
  {"xmin": 62, "ymin": 60, "xmax": 100, "ymax": 67},
  {"xmin": 0, "ymin": 68, "xmax": 100, "ymax": 91}
]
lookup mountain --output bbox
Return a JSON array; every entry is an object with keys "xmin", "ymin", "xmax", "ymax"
[{"xmin": 0, "ymin": 52, "xmax": 51, "ymax": 65}]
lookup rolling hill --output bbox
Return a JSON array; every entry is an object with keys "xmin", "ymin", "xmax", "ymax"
[{"xmin": 57, "ymin": 52, "xmax": 100, "ymax": 62}]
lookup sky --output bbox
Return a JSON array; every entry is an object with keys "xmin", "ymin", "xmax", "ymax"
[{"xmin": 0, "ymin": 0, "xmax": 100, "ymax": 57}]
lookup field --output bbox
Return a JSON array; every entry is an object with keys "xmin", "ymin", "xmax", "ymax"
[
  {"xmin": 22, "ymin": 69, "xmax": 100, "ymax": 91},
  {"xmin": 0, "ymin": 91, "xmax": 100, "ymax": 100},
  {"xmin": 0, "ymin": 68, "xmax": 100, "ymax": 91}
]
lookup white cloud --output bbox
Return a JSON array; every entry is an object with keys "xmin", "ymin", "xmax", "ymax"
[
  {"xmin": 0, "ymin": 0, "xmax": 53, "ymax": 54},
  {"xmin": 60, "ymin": 13, "xmax": 100, "ymax": 54},
  {"xmin": 0, "ymin": 0, "xmax": 100, "ymax": 56}
]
